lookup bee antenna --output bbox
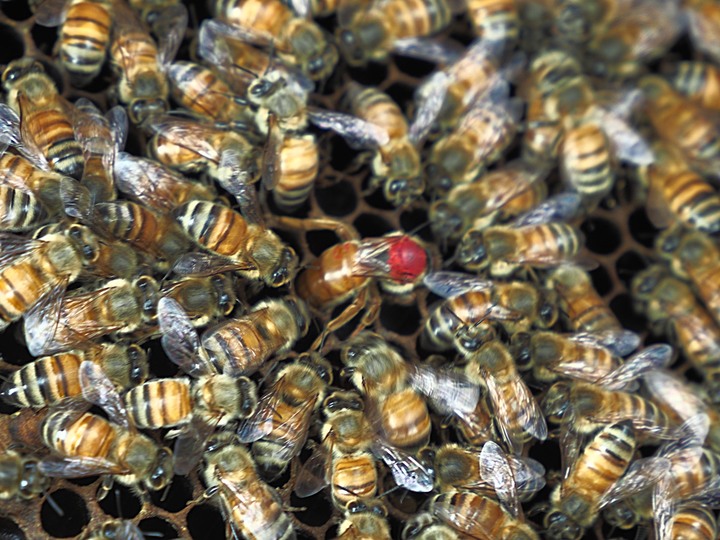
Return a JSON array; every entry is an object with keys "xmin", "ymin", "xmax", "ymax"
[
  {"xmin": 115, "ymin": 487, "xmax": 122, "ymax": 518},
  {"xmin": 160, "ymin": 481, "xmax": 172, "ymax": 502},
  {"xmin": 44, "ymin": 491, "xmax": 65, "ymax": 517}
]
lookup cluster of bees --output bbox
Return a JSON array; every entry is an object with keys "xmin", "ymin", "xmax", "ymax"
[{"xmin": 0, "ymin": 0, "xmax": 720, "ymax": 538}]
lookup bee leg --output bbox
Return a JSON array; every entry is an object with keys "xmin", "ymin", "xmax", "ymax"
[
  {"xmin": 350, "ymin": 284, "xmax": 381, "ymax": 338},
  {"xmin": 312, "ymin": 287, "xmax": 372, "ymax": 351},
  {"xmin": 96, "ymin": 475, "xmax": 115, "ymax": 501},
  {"xmin": 347, "ymin": 150, "xmax": 373, "ymax": 175},
  {"xmin": 274, "ymin": 216, "xmax": 360, "ymax": 242}
]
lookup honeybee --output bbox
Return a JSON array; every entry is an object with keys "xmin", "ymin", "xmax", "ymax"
[
  {"xmin": 543, "ymin": 421, "xmax": 636, "ymax": 540},
  {"xmin": 0, "ymin": 59, "xmax": 84, "ymax": 180},
  {"xmin": 0, "ymin": 449, "xmax": 50, "ymax": 502},
  {"xmin": 334, "ymin": 0, "xmax": 455, "ymax": 66},
  {"xmin": 422, "ymin": 271, "xmax": 558, "ymax": 354},
  {"xmin": 110, "ymin": 1, "xmax": 186, "ymax": 125},
  {"xmin": 114, "ymin": 153, "xmax": 216, "ymax": 214},
  {"xmin": 200, "ymin": 432, "xmax": 295, "ymax": 540},
  {"xmin": 0, "ymin": 230, "xmax": 92, "ymax": 331},
  {"xmin": 467, "ymin": 0, "xmax": 520, "ymax": 52},
  {"xmin": 685, "ymin": 0, "xmax": 720, "ymax": 65},
  {"xmin": 666, "ymin": 61, "xmax": 720, "ymax": 112},
  {"xmin": 456, "ymin": 193, "xmax": 585, "ymax": 277},
  {"xmin": 429, "ymin": 491, "xmax": 539, "ymax": 540},
  {"xmin": 549, "ymin": 0, "xmax": 620, "ymax": 47},
  {"xmin": 0, "ymin": 185, "xmax": 47, "ymax": 233},
  {"xmin": 72, "ymin": 98, "xmax": 126, "ymax": 204},
  {"xmin": 82, "ymin": 519, "xmax": 144, "ymax": 540},
  {"xmin": 174, "ymin": 200, "xmax": 298, "ymax": 287},
  {"xmin": 336, "ymin": 499, "xmax": 391, "ymax": 540},
  {"xmin": 0, "ymin": 343, "xmax": 148, "ymax": 408},
  {"xmin": 425, "ymin": 81, "xmax": 522, "ymax": 193},
  {"xmin": 160, "ymin": 274, "xmax": 236, "ymax": 328},
  {"xmin": 0, "ymin": 152, "xmax": 70, "ymax": 215},
  {"xmin": 463, "ymin": 341, "xmax": 547, "ymax": 454},
  {"xmin": 23, "ymin": 275, "xmax": 160, "ymax": 356},
  {"xmin": 308, "ymin": 83, "xmax": 424, "ymax": 207},
  {"xmin": 237, "ymin": 353, "xmax": 332, "ymax": 480},
  {"xmin": 32, "ymin": 0, "xmax": 113, "ymax": 86},
  {"xmin": 542, "ymin": 343, "xmax": 677, "ymax": 437},
  {"xmin": 632, "ymin": 264, "xmax": 720, "ymax": 402},
  {"xmin": 658, "ymin": 502, "xmax": 718, "ymax": 540},
  {"xmin": 402, "ymin": 512, "xmax": 461, "ymax": 540},
  {"xmin": 213, "ymin": 0, "xmax": 338, "ymax": 80},
  {"xmin": 639, "ymin": 76, "xmax": 720, "ymax": 179},
  {"xmin": 428, "ymin": 162, "xmax": 548, "ymax": 246},
  {"xmin": 282, "ymin": 217, "xmax": 428, "ymax": 346},
  {"xmin": 640, "ymin": 141, "xmax": 720, "ymax": 235},
  {"xmin": 39, "ymin": 370, "xmax": 174, "ymax": 497},
  {"xmin": 201, "ymin": 296, "xmax": 310, "ymax": 377},
  {"xmin": 127, "ymin": 298, "xmax": 258, "ymax": 474}
]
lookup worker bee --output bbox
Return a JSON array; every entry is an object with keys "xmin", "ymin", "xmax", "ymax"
[
  {"xmin": 110, "ymin": 0, "xmax": 187, "ymax": 124},
  {"xmin": 639, "ymin": 76, "xmax": 720, "ymax": 179},
  {"xmin": 543, "ymin": 421, "xmax": 637, "ymax": 540},
  {"xmin": 640, "ymin": 141, "xmax": 720, "ymax": 235},
  {"xmin": 633, "ymin": 264, "xmax": 720, "ymax": 403},
  {"xmin": 334, "ymin": 0, "xmax": 455, "ymax": 66},
  {"xmin": 160, "ymin": 273, "xmax": 236, "ymax": 328},
  {"xmin": 657, "ymin": 502, "xmax": 718, "ymax": 540},
  {"xmin": 200, "ymin": 431, "xmax": 295, "ymax": 540},
  {"xmin": 82, "ymin": 519, "xmax": 144, "ymax": 540},
  {"xmin": 72, "ymin": 98, "xmax": 127, "ymax": 204},
  {"xmin": 666, "ymin": 61, "xmax": 720, "ymax": 112},
  {"xmin": 402, "ymin": 512, "xmax": 462, "ymax": 540},
  {"xmin": 467, "ymin": 0, "xmax": 520, "ymax": 53},
  {"xmin": 213, "ymin": 0, "xmax": 338, "ymax": 81},
  {"xmin": 237, "ymin": 352, "xmax": 332, "ymax": 480},
  {"xmin": 0, "ymin": 449, "xmax": 51, "ymax": 502},
  {"xmin": 686, "ymin": 0, "xmax": 720, "ymax": 65},
  {"xmin": 456, "ymin": 193, "xmax": 586, "ymax": 276},
  {"xmin": 0, "ymin": 185, "xmax": 47, "ymax": 233},
  {"xmin": 0, "ymin": 152, "xmax": 71, "ymax": 215},
  {"xmin": 0, "ymin": 343, "xmax": 148, "ymax": 408},
  {"xmin": 32, "ymin": 0, "xmax": 113, "ymax": 87},
  {"xmin": 201, "ymin": 296, "xmax": 310, "ymax": 377},
  {"xmin": 39, "ymin": 368, "xmax": 174, "ymax": 497},
  {"xmin": 174, "ymin": 200, "xmax": 298, "ymax": 287},
  {"xmin": 463, "ymin": 341, "xmax": 547, "ymax": 454},
  {"xmin": 308, "ymin": 83, "xmax": 424, "ymax": 207},
  {"xmin": 422, "ymin": 271, "xmax": 558, "ymax": 354},
  {"xmin": 428, "ymin": 162, "xmax": 548, "ymax": 246},
  {"xmin": 0, "ymin": 59, "xmax": 84, "ymax": 180},
  {"xmin": 114, "ymin": 153, "xmax": 216, "ymax": 214},
  {"xmin": 429, "ymin": 491, "xmax": 539, "ymax": 539},
  {"xmin": 125, "ymin": 298, "xmax": 258, "ymax": 474},
  {"xmin": 23, "ymin": 275, "xmax": 160, "ymax": 356},
  {"xmin": 336, "ymin": 499, "xmax": 391, "ymax": 540},
  {"xmin": 542, "ymin": 343, "xmax": 677, "ymax": 437},
  {"xmin": 281, "ymin": 217, "xmax": 428, "ymax": 347}
]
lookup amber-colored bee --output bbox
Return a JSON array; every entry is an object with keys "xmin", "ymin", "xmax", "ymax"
[
  {"xmin": 467, "ymin": 0, "xmax": 519, "ymax": 52},
  {"xmin": 430, "ymin": 491, "xmax": 539, "ymax": 539},
  {"xmin": 32, "ymin": 0, "xmax": 113, "ymax": 87},
  {"xmin": 402, "ymin": 512, "xmax": 462, "ymax": 540},
  {"xmin": 428, "ymin": 162, "xmax": 548, "ymax": 246},
  {"xmin": 0, "ymin": 59, "xmax": 84, "ymax": 180},
  {"xmin": 110, "ymin": 1, "xmax": 186, "ymax": 125},
  {"xmin": 456, "ymin": 193, "xmax": 585, "ymax": 277},
  {"xmin": 640, "ymin": 76, "xmax": 720, "ymax": 179},
  {"xmin": 0, "ymin": 153, "xmax": 69, "ymax": 215},
  {"xmin": 237, "ymin": 353, "xmax": 332, "ymax": 480},
  {"xmin": 686, "ymin": 0, "xmax": 720, "ymax": 65},
  {"xmin": 201, "ymin": 432, "xmax": 295, "ymax": 539},
  {"xmin": 82, "ymin": 519, "xmax": 144, "ymax": 540},
  {"xmin": 174, "ymin": 200, "xmax": 298, "ymax": 287},
  {"xmin": 542, "ymin": 344, "xmax": 676, "ymax": 437},
  {"xmin": 0, "ymin": 449, "xmax": 50, "ymax": 502},
  {"xmin": 422, "ymin": 271, "xmax": 558, "ymax": 354},
  {"xmin": 640, "ymin": 141, "xmax": 720, "ymax": 235},
  {"xmin": 72, "ymin": 98, "xmax": 126, "ymax": 204},
  {"xmin": 633, "ymin": 264, "xmax": 720, "ymax": 402},
  {"xmin": 309, "ymin": 83, "xmax": 424, "ymax": 207},
  {"xmin": 0, "ymin": 186, "xmax": 46, "ymax": 233},
  {"xmin": 0, "ymin": 344, "xmax": 148, "ymax": 408},
  {"xmin": 201, "ymin": 296, "xmax": 310, "ymax": 377},
  {"xmin": 549, "ymin": 0, "xmax": 622, "ymax": 47},
  {"xmin": 23, "ymin": 276, "xmax": 160, "ymax": 356},
  {"xmin": 660, "ymin": 503, "xmax": 718, "ymax": 540},
  {"xmin": 543, "ymin": 421, "xmax": 636, "ymax": 540},
  {"xmin": 213, "ymin": 0, "xmax": 338, "ymax": 80},
  {"xmin": 160, "ymin": 274, "xmax": 236, "ymax": 328},
  {"xmin": 336, "ymin": 499, "xmax": 391, "ymax": 540},
  {"xmin": 282, "ymin": 217, "xmax": 428, "ymax": 345},
  {"xmin": 335, "ymin": 0, "xmax": 454, "ymax": 66},
  {"xmin": 666, "ymin": 61, "xmax": 720, "ymax": 112}
]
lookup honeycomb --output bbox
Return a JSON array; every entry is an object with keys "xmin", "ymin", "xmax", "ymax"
[{"xmin": 0, "ymin": 0, "xmax": 712, "ymax": 539}]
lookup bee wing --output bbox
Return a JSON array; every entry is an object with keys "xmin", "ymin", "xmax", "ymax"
[
  {"xmin": 39, "ymin": 456, "xmax": 122, "ymax": 477},
  {"xmin": 307, "ymin": 108, "xmax": 390, "ymax": 150},
  {"xmin": 31, "ymin": 0, "xmax": 69, "ymax": 26},
  {"xmin": 79, "ymin": 361, "xmax": 130, "ymax": 430},
  {"xmin": 236, "ymin": 389, "xmax": 278, "ymax": 443},
  {"xmin": 644, "ymin": 369, "xmax": 707, "ymax": 421},
  {"xmin": 588, "ymin": 107, "xmax": 655, "ymax": 166},
  {"xmin": 0, "ymin": 104, "xmax": 22, "ymax": 148},
  {"xmin": 294, "ymin": 443, "xmax": 331, "ymax": 497},
  {"xmin": 146, "ymin": 117, "xmax": 221, "ymax": 163},
  {"xmin": 422, "ymin": 271, "xmax": 494, "ymax": 298},
  {"xmin": 114, "ymin": 153, "xmax": 166, "ymax": 211},
  {"xmin": 172, "ymin": 416, "xmax": 215, "ymax": 475},
  {"xmin": 23, "ymin": 281, "xmax": 68, "ymax": 357},
  {"xmin": 73, "ymin": 98, "xmax": 116, "ymax": 183},
  {"xmin": 0, "ymin": 233, "xmax": 43, "ymax": 269},
  {"xmin": 218, "ymin": 146, "xmax": 263, "ymax": 226},
  {"xmin": 652, "ymin": 475, "xmax": 677, "ymax": 540},
  {"xmin": 511, "ymin": 192, "xmax": 582, "ymax": 227},
  {"xmin": 559, "ymin": 428, "xmax": 582, "ymax": 482},
  {"xmin": 59, "ymin": 176, "xmax": 94, "ymax": 222},
  {"xmin": 116, "ymin": 521, "xmax": 144, "ymax": 540},
  {"xmin": 479, "ymin": 441, "xmax": 520, "ymax": 517},
  {"xmin": 157, "ymin": 297, "xmax": 213, "ymax": 378},
  {"xmin": 392, "ymin": 37, "xmax": 463, "ymax": 64},
  {"xmin": 0, "ymin": 102, "xmax": 49, "ymax": 171},
  {"xmin": 410, "ymin": 71, "xmax": 450, "ymax": 145},
  {"xmin": 598, "ymin": 343, "xmax": 673, "ymax": 390},
  {"xmin": 262, "ymin": 114, "xmax": 283, "ymax": 192},
  {"xmin": 408, "ymin": 364, "xmax": 480, "ymax": 416},
  {"xmin": 155, "ymin": 3, "xmax": 188, "ymax": 67},
  {"xmin": 600, "ymin": 456, "xmax": 671, "ymax": 508},
  {"xmin": 567, "ymin": 330, "xmax": 641, "ymax": 357},
  {"xmin": 290, "ymin": 0, "xmax": 310, "ymax": 18},
  {"xmin": 371, "ymin": 440, "xmax": 434, "ymax": 492},
  {"xmin": 508, "ymin": 454, "xmax": 546, "ymax": 496},
  {"xmin": 171, "ymin": 252, "xmax": 256, "ymax": 277}
]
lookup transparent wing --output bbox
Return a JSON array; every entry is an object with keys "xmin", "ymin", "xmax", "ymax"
[
  {"xmin": 157, "ymin": 297, "xmax": 212, "ymax": 378},
  {"xmin": 172, "ymin": 252, "xmax": 256, "ymax": 277},
  {"xmin": 155, "ymin": 3, "xmax": 189, "ymax": 67},
  {"xmin": 307, "ymin": 108, "xmax": 390, "ymax": 149},
  {"xmin": 371, "ymin": 440, "xmax": 434, "ymax": 492},
  {"xmin": 600, "ymin": 456, "xmax": 671, "ymax": 508},
  {"xmin": 39, "ymin": 456, "xmax": 122, "ymax": 477},
  {"xmin": 172, "ymin": 416, "xmax": 215, "ymax": 475},
  {"xmin": 479, "ymin": 441, "xmax": 520, "ymax": 517},
  {"xmin": 217, "ymin": 145, "xmax": 263, "ymax": 226},
  {"xmin": 408, "ymin": 365, "xmax": 479, "ymax": 416},
  {"xmin": 588, "ymin": 107, "xmax": 655, "ymax": 165},
  {"xmin": 511, "ymin": 192, "xmax": 582, "ymax": 227},
  {"xmin": 392, "ymin": 37, "xmax": 462, "ymax": 64},
  {"xmin": 598, "ymin": 343, "xmax": 673, "ymax": 390},
  {"xmin": 410, "ymin": 72, "xmax": 450, "ymax": 145},
  {"xmin": 146, "ymin": 117, "xmax": 221, "ymax": 163},
  {"xmin": 107, "ymin": 106, "xmax": 128, "ymax": 154},
  {"xmin": 79, "ymin": 361, "xmax": 130, "ymax": 430},
  {"xmin": 294, "ymin": 444, "xmax": 330, "ymax": 497},
  {"xmin": 23, "ymin": 281, "xmax": 68, "ymax": 357},
  {"xmin": 568, "ymin": 329, "xmax": 641, "ymax": 357},
  {"xmin": 31, "ymin": 0, "xmax": 69, "ymax": 26},
  {"xmin": 643, "ymin": 369, "xmax": 707, "ymax": 421},
  {"xmin": 423, "ymin": 271, "xmax": 494, "ymax": 298}
]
